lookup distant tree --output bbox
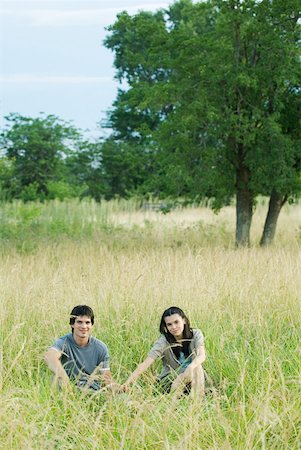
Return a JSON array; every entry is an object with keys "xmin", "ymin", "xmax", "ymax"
[
  {"xmin": 101, "ymin": 138, "xmax": 159, "ymax": 198},
  {"xmin": 0, "ymin": 113, "xmax": 81, "ymax": 201},
  {"xmin": 0, "ymin": 157, "xmax": 16, "ymax": 201},
  {"xmin": 105, "ymin": 0, "xmax": 301, "ymax": 246},
  {"xmin": 62, "ymin": 140, "xmax": 101, "ymax": 199}
]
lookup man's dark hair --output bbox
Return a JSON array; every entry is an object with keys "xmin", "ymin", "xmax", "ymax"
[{"xmin": 69, "ymin": 305, "xmax": 94, "ymax": 331}]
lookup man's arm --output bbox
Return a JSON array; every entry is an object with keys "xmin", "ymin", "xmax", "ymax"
[{"xmin": 44, "ymin": 348, "xmax": 70, "ymax": 388}]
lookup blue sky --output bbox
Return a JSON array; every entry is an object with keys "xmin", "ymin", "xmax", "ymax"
[{"xmin": 0, "ymin": 0, "xmax": 174, "ymax": 138}]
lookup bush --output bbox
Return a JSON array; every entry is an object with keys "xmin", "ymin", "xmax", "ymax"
[{"xmin": 47, "ymin": 181, "xmax": 88, "ymax": 201}]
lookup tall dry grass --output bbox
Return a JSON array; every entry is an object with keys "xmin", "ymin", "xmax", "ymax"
[{"xmin": 0, "ymin": 200, "xmax": 300, "ymax": 448}]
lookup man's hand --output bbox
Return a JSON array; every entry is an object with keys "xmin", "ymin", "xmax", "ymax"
[{"xmin": 56, "ymin": 374, "xmax": 71, "ymax": 389}]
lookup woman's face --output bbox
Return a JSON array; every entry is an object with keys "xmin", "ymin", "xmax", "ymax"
[{"xmin": 164, "ymin": 313, "xmax": 186, "ymax": 340}]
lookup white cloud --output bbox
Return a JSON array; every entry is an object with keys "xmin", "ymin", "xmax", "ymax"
[{"xmin": 0, "ymin": 74, "xmax": 115, "ymax": 84}]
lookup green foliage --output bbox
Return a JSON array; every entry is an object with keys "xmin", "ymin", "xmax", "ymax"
[
  {"xmin": 99, "ymin": 138, "xmax": 158, "ymax": 199},
  {"xmin": 20, "ymin": 182, "xmax": 41, "ymax": 202},
  {"xmin": 0, "ymin": 157, "xmax": 17, "ymax": 201},
  {"xmin": 62, "ymin": 140, "xmax": 103, "ymax": 199},
  {"xmin": 104, "ymin": 0, "xmax": 301, "ymax": 245},
  {"xmin": 47, "ymin": 181, "xmax": 88, "ymax": 200},
  {"xmin": 0, "ymin": 113, "xmax": 82, "ymax": 201}
]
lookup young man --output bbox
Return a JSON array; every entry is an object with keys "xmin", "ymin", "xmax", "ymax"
[{"xmin": 44, "ymin": 305, "xmax": 119, "ymax": 392}]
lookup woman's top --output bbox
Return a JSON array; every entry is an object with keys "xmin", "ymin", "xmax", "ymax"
[{"xmin": 148, "ymin": 328, "xmax": 204, "ymax": 379}]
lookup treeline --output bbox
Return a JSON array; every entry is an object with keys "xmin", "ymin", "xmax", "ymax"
[
  {"xmin": 1, "ymin": 0, "xmax": 300, "ymax": 247},
  {"xmin": 0, "ymin": 113, "xmax": 143, "ymax": 203}
]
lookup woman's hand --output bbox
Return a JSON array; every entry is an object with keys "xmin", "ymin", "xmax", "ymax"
[
  {"xmin": 171, "ymin": 371, "xmax": 188, "ymax": 391},
  {"xmin": 120, "ymin": 384, "xmax": 129, "ymax": 393},
  {"xmin": 106, "ymin": 382, "xmax": 125, "ymax": 394}
]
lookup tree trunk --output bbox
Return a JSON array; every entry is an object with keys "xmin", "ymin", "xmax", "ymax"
[
  {"xmin": 260, "ymin": 189, "xmax": 287, "ymax": 246},
  {"xmin": 235, "ymin": 158, "xmax": 253, "ymax": 247},
  {"xmin": 236, "ymin": 187, "xmax": 253, "ymax": 247}
]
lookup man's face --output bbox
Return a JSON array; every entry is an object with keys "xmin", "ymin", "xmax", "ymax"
[{"xmin": 72, "ymin": 315, "xmax": 93, "ymax": 340}]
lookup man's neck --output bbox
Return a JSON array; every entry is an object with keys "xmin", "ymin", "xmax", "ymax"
[{"xmin": 73, "ymin": 335, "xmax": 90, "ymax": 347}]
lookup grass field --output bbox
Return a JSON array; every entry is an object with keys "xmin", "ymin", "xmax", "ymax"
[{"xmin": 1, "ymin": 200, "xmax": 301, "ymax": 449}]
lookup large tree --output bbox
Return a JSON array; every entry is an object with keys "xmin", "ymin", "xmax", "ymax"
[{"xmin": 105, "ymin": 0, "xmax": 300, "ymax": 246}]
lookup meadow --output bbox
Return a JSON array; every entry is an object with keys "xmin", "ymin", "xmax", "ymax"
[{"xmin": 0, "ymin": 199, "xmax": 301, "ymax": 449}]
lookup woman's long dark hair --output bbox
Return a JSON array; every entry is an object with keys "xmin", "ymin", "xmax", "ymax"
[{"xmin": 159, "ymin": 306, "xmax": 193, "ymax": 359}]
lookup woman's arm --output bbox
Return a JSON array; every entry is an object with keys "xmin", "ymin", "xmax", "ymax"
[
  {"xmin": 188, "ymin": 345, "xmax": 206, "ymax": 369},
  {"xmin": 123, "ymin": 356, "xmax": 155, "ymax": 388},
  {"xmin": 44, "ymin": 348, "xmax": 70, "ymax": 388},
  {"xmin": 171, "ymin": 345, "xmax": 206, "ymax": 389}
]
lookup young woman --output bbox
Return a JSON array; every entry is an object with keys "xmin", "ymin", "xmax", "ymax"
[{"xmin": 123, "ymin": 306, "xmax": 206, "ymax": 398}]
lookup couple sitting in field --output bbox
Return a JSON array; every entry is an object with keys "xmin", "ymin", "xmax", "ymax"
[{"xmin": 44, "ymin": 304, "xmax": 206, "ymax": 399}]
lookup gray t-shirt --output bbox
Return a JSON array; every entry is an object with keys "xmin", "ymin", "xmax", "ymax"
[
  {"xmin": 148, "ymin": 328, "xmax": 204, "ymax": 379},
  {"xmin": 51, "ymin": 333, "xmax": 110, "ymax": 390}
]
